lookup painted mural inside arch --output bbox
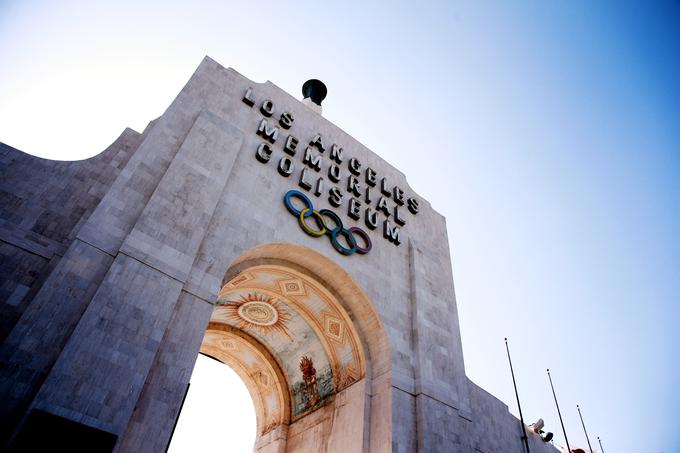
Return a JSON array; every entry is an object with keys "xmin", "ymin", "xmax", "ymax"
[{"xmin": 207, "ymin": 265, "xmax": 365, "ymax": 420}]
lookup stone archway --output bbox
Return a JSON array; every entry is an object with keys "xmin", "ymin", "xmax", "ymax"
[
  {"xmin": 193, "ymin": 244, "xmax": 392, "ymax": 452},
  {"xmin": 200, "ymin": 323, "xmax": 291, "ymax": 437}
]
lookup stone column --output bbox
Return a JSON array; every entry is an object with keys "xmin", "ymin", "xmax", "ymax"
[
  {"xmin": 27, "ymin": 110, "xmax": 243, "ymax": 448},
  {"xmin": 408, "ymin": 231, "xmax": 472, "ymax": 452}
]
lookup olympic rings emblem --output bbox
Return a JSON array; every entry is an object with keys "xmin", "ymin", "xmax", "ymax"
[{"xmin": 284, "ymin": 190, "xmax": 372, "ymax": 256}]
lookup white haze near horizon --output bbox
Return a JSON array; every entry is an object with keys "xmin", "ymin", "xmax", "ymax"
[
  {"xmin": 168, "ymin": 355, "xmax": 256, "ymax": 453},
  {"xmin": 1, "ymin": 1, "xmax": 679, "ymax": 453}
]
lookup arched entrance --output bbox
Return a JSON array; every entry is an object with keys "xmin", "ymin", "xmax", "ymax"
[
  {"xmin": 188, "ymin": 244, "xmax": 391, "ymax": 452},
  {"xmin": 168, "ymin": 354, "xmax": 257, "ymax": 452}
]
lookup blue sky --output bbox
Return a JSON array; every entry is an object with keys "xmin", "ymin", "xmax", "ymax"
[{"xmin": 1, "ymin": 1, "xmax": 678, "ymax": 452}]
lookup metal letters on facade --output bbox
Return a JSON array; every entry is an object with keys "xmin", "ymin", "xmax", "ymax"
[{"xmin": 243, "ymin": 86, "xmax": 421, "ymax": 255}]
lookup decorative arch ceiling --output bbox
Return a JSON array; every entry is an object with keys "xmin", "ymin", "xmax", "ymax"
[
  {"xmin": 201, "ymin": 324, "xmax": 289, "ymax": 435},
  {"xmin": 203, "ymin": 264, "xmax": 366, "ymax": 430}
]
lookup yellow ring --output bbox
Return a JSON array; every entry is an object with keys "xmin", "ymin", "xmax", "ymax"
[{"xmin": 298, "ymin": 208, "xmax": 326, "ymax": 237}]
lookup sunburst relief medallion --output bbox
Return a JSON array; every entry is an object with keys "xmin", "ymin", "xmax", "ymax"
[{"xmin": 219, "ymin": 293, "xmax": 293, "ymax": 340}]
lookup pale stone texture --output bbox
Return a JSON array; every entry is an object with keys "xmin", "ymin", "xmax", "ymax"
[
  {"xmin": 284, "ymin": 380, "xmax": 367, "ymax": 453},
  {"xmin": 31, "ymin": 253, "xmax": 184, "ymax": 433},
  {"xmin": 0, "ymin": 56, "xmax": 559, "ymax": 452},
  {"xmin": 118, "ymin": 292, "xmax": 212, "ymax": 452}
]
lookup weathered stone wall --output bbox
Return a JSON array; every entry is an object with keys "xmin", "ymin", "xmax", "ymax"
[
  {"xmin": 0, "ymin": 56, "xmax": 559, "ymax": 452},
  {"xmin": 0, "ymin": 129, "xmax": 142, "ymax": 341}
]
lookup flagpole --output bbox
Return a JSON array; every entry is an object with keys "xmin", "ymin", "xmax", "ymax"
[
  {"xmin": 597, "ymin": 436, "xmax": 605, "ymax": 453},
  {"xmin": 505, "ymin": 338, "xmax": 531, "ymax": 453},
  {"xmin": 577, "ymin": 404, "xmax": 593, "ymax": 453},
  {"xmin": 547, "ymin": 369, "xmax": 571, "ymax": 452}
]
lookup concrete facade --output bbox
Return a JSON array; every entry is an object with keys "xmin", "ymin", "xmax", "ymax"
[{"xmin": 0, "ymin": 56, "xmax": 560, "ymax": 452}]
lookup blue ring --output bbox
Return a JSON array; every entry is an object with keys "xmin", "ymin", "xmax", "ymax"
[
  {"xmin": 283, "ymin": 190, "xmax": 371, "ymax": 256},
  {"xmin": 330, "ymin": 228, "xmax": 358, "ymax": 255},
  {"xmin": 284, "ymin": 190, "xmax": 313, "ymax": 217}
]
